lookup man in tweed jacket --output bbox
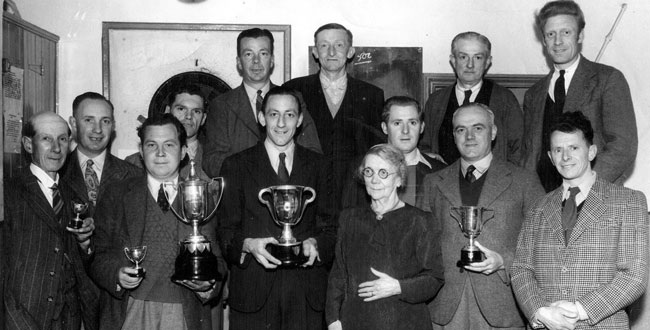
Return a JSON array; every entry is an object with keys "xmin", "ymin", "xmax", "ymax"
[{"xmin": 511, "ymin": 111, "xmax": 648, "ymax": 329}]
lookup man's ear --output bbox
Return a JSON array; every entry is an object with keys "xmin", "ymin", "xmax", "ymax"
[
  {"xmin": 311, "ymin": 46, "xmax": 319, "ymax": 60},
  {"xmin": 381, "ymin": 122, "xmax": 388, "ymax": 135},
  {"xmin": 588, "ymin": 144, "xmax": 597, "ymax": 161},
  {"xmin": 257, "ymin": 111, "xmax": 266, "ymax": 127},
  {"xmin": 297, "ymin": 113, "xmax": 304, "ymax": 128},
  {"xmin": 164, "ymin": 105, "xmax": 171, "ymax": 114},
  {"xmin": 419, "ymin": 121, "xmax": 425, "ymax": 135},
  {"xmin": 22, "ymin": 136, "xmax": 33, "ymax": 154},
  {"xmin": 346, "ymin": 46, "xmax": 356, "ymax": 60},
  {"xmin": 69, "ymin": 116, "xmax": 78, "ymax": 136}
]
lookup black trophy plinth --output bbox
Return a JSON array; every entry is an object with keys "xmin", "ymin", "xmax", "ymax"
[
  {"xmin": 67, "ymin": 218, "xmax": 84, "ymax": 229},
  {"xmin": 457, "ymin": 247, "xmax": 484, "ymax": 266},
  {"xmin": 172, "ymin": 240, "xmax": 221, "ymax": 282},
  {"xmin": 267, "ymin": 243, "xmax": 307, "ymax": 267}
]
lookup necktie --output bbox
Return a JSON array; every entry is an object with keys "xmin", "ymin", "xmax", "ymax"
[
  {"xmin": 278, "ymin": 152, "xmax": 290, "ymax": 183},
  {"xmin": 256, "ymin": 90, "xmax": 264, "ymax": 117},
  {"xmin": 462, "ymin": 89, "xmax": 472, "ymax": 106},
  {"xmin": 157, "ymin": 183, "xmax": 170, "ymax": 212},
  {"xmin": 554, "ymin": 70, "xmax": 566, "ymax": 111},
  {"xmin": 562, "ymin": 186, "xmax": 580, "ymax": 244},
  {"xmin": 51, "ymin": 183, "xmax": 63, "ymax": 216},
  {"xmin": 465, "ymin": 165, "xmax": 476, "ymax": 183},
  {"xmin": 85, "ymin": 159, "xmax": 99, "ymax": 203}
]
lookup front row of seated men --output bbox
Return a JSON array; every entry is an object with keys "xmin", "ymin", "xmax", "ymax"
[{"xmin": 3, "ymin": 85, "xmax": 647, "ymax": 330}]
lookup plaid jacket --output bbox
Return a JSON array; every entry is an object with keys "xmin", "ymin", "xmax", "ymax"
[{"xmin": 511, "ymin": 177, "xmax": 649, "ymax": 329}]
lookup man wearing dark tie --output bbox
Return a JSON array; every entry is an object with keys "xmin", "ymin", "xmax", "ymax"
[
  {"xmin": 512, "ymin": 111, "xmax": 648, "ymax": 330},
  {"xmin": 521, "ymin": 0, "xmax": 637, "ymax": 192},
  {"xmin": 420, "ymin": 32, "xmax": 523, "ymax": 165},
  {"xmin": 202, "ymin": 28, "xmax": 321, "ymax": 177},
  {"xmin": 218, "ymin": 86, "xmax": 336, "ymax": 330},
  {"xmin": 420, "ymin": 103, "xmax": 543, "ymax": 330},
  {"xmin": 3, "ymin": 111, "xmax": 98, "ymax": 330},
  {"xmin": 88, "ymin": 114, "xmax": 227, "ymax": 330},
  {"xmin": 284, "ymin": 23, "xmax": 385, "ymax": 211},
  {"xmin": 62, "ymin": 92, "xmax": 141, "ymax": 219}
]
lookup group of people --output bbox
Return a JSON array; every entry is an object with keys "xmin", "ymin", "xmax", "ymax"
[{"xmin": 2, "ymin": 1, "xmax": 648, "ymax": 330}]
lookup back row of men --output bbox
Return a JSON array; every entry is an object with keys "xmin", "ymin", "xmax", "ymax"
[{"xmin": 2, "ymin": 1, "xmax": 644, "ymax": 330}]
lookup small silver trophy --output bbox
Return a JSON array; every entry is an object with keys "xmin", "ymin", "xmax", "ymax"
[
  {"xmin": 124, "ymin": 245, "xmax": 147, "ymax": 277},
  {"xmin": 68, "ymin": 200, "xmax": 89, "ymax": 229},
  {"xmin": 258, "ymin": 185, "xmax": 316, "ymax": 266},
  {"xmin": 450, "ymin": 206, "xmax": 493, "ymax": 265},
  {"xmin": 167, "ymin": 161, "xmax": 224, "ymax": 281}
]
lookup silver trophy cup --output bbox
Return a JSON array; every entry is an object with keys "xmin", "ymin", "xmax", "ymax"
[
  {"xmin": 166, "ymin": 161, "xmax": 224, "ymax": 281},
  {"xmin": 124, "ymin": 245, "xmax": 147, "ymax": 277},
  {"xmin": 68, "ymin": 200, "xmax": 88, "ymax": 229},
  {"xmin": 258, "ymin": 185, "xmax": 316, "ymax": 266},
  {"xmin": 450, "ymin": 206, "xmax": 493, "ymax": 265}
]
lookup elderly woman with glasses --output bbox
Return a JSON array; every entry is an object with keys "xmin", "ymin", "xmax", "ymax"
[{"xmin": 326, "ymin": 144, "xmax": 444, "ymax": 330}]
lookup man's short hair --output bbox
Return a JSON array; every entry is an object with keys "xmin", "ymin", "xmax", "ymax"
[
  {"xmin": 237, "ymin": 28, "xmax": 275, "ymax": 56},
  {"xmin": 537, "ymin": 0, "xmax": 586, "ymax": 33},
  {"xmin": 167, "ymin": 84, "xmax": 207, "ymax": 111},
  {"xmin": 381, "ymin": 96, "xmax": 423, "ymax": 123},
  {"xmin": 72, "ymin": 92, "xmax": 114, "ymax": 117},
  {"xmin": 451, "ymin": 31, "xmax": 492, "ymax": 57},
  {"xmin": 548, "ymin": 111, "xmax": 594, "ymax": 147},
  {"xmin": 453, "ymin": 103, "xmax": 495, "ymax": 127},
  {"xmin": 313, "ymin": 23, "xmax": 353, "ymax": 46},
  {"xmin": 261, "ymin": 86, "xmax": 303, "ymax": 115},
  {"xmin": 22, "ymin": 112, "xmax": 71, "ymax": 139},
  {"xmin": 137, "ymin": 113, "xmax": 187, "ymax": 147}
]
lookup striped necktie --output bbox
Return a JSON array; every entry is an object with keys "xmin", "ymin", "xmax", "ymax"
[{"xmin": 51, "ymin": 183, "xmax": 64, "ymax": 216}]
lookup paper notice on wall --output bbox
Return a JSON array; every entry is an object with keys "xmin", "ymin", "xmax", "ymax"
[{"xmin": 3, "ymin": 66, "xmax": 24, "ymax": 154}]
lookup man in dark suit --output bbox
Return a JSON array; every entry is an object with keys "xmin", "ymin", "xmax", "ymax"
[
  {"xmin": 343, "ymin": 96, "xmax": 446, "ymax": 208},
  {"xmin": 62, "ymin": 92, "xmax": 141, "ymax": 219},
  {"xmin": 126, "ymin": 85, "xmax": 209, "ymax": 180},
  {"xmin": 218, "ymin": 87, "xmax": 336, "ymax": 330},
  {"xmin": 283, "ymin": 23, "xmax": 385, "ymax": 211},
  {"xmin": 521, "ymin": 0, "xmax": 637, "ymax": 192},
  {"xmin": 88, "ymin": 114, "xmax": 227, "ymax": 330},
  {"xmin": 512, "ymin": 111, "xmax": 648, "ymax": 330},
  {"xmin": 3, "ymin": 111, "xmax": 98, "ymax": 330},
  {"xmin": 420, "ymin": 31, "xmax": 523, "ymax": 166},
  {"xmin": 202, "ymin": 28, "xmax": 321, "ymax": 177},
  {"xmin": 420, "ymin": 103, "xmax": 544, "ymax": 330}
]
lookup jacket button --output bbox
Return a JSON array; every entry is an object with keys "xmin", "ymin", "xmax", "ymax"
[
  {"xmin": 47, "ymin": 297, "xmax": 53, "ymax": 302},
  {"xmin": 54, "ymin": 247, "xmax": 60, "ymax": 253},
  {"xmin": 49, "ymin": 271, "xmax": 55, "ymax": 277},
  {"xmin": 561, "ymin": 267, "xmax": 568, "ymax": 273}
]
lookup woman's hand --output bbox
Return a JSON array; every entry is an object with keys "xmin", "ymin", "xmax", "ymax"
[
  {"xmin": 358, "ymin": 267, "xmax": 402, "ymax": 301},
  {"xmin": 328, "ymin": 320, "xmax": 343, "ymax": 330}
]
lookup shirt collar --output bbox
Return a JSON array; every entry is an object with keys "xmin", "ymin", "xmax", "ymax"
[
  {"xmin": 243, "ymin": 81, "xmax": 271, "ymax": 103},
  {"xmin": 460, "ymin": 152, "xmax": 493, "ymax": 179},
  {"xmin": 147, "ymin": 174, "xmax": 179, "ymax": 202},
  {"xmin": 186, "ymin": 139, "xmax": 199, "ymax": 159},
  {"xmin": 264, "ymin": 138, "xmax": 296, "ymax": 173},
  {"xmin": 404, "ymin": 148, "xmax": 431, "ymax": 168},
  {"xmin": 77, "ymin": 149, "xmax": 107, "ymax": 171},
  {"xmin": 455, "ymin": 79, "xmax": 483, "ymax": 94},
  {"xmin": 319, "ymin": 71, "xmax": 348, "ymax": 90},
  {"xmin": 561, "ymin": 170, "xmax": 597, "ymax": 205},
  {"xmin": 30, "ymin": 163, "xmax": 59, "ymax": 187}
]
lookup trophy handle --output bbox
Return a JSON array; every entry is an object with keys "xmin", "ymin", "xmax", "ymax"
[
  {"xmin": 204, "ymin": 177, "xmax": 225, "ymax": 221},
  {"xmin": 481, "ymin": 207, "xmax": 495, "ymax": 224},
  {"xmin": 450, "ymin": 206, "xmax": 463, "ymax": 231},
  {"xmin": 258, "ymin": 187, "xmax": 279, "ymax": 224},
  {"xmin": 163, "ymin": 187, "xmax": 187, "ymax": 223},
  {"xmin": 298, "ymin": 187, "xmax": 316, "ymax": 221}
]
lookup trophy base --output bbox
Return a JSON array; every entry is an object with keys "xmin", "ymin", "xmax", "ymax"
[
  {"xmin": 267, "ymin": 242, "xmax": 307, "ymax": 267},
  {"xmin": 172, "ymin": 240, "xmax": 221, "ymax": 282},
  {"xmin": 457, "ymin": 248, "xmax": 484, "ymax": 266},
  {"xmin": 130, "ymin": 267, "xmax": 146, "ymax": 278},
  {"xmin": 67, "ymin": 219, "xmax": 83, "ymax": 230}
]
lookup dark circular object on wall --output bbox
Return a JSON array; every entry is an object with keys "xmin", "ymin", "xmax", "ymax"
[{"xmin": 147, "ymin": 71, "xmax": 232, "ymax": 119}]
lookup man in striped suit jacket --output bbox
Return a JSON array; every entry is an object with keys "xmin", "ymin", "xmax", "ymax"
[{"xmin": 511, "ymin": 111, "xmax": 648, "ymax": 329}]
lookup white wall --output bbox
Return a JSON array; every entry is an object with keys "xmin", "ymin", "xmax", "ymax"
[{"xmin": 15, "ymin": 0, "xmax": 650, "ymax": 198}]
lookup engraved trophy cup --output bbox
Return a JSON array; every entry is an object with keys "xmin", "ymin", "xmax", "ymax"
[
  {"xmin": 68, "ymin": 200, "xmax": 89, "ymax": 229},
  {"xmin": 124, "ymin": 245, "xmax": 147, "ymax": 277},
  {"xmin": 258, "ymin": 185, "xmax": 316, "ymax": 266},
  {"xmin": 450, "ymin": 206, "xmax": 493, "ymax": 266},
  {"xmin": 167, "ymin": 161, "xmax": 224, "ymax": 281}
]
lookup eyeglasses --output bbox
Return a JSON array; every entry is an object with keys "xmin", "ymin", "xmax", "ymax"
[{"xmin": 362, "ymin": 167, "xmax": 397, "ymax": 179}]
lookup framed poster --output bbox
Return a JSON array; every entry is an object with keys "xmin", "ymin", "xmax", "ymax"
[
  {"xmin": 309, "ymin": 47, "xmax": 423, "ymax": 104},
  {"xmin": 102, "ymin": 22, "xmax": 290, "ymax": 156}
]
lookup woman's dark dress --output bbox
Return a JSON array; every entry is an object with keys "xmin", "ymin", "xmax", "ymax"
[{"xmin": 326, "ymin": 204, "xmax": 444, "ymax": 330}]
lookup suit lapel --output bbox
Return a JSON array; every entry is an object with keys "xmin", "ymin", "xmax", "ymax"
[
  {"xmin": 230, "ymin": 85, "xmax": 262, "ymax": 139},
  {"xmin": 568, "ymin": 178, "xmax": 608, "ymax": 245},
  {"xmin": 437, "ymin": 162, "xmax": 463, "ymax": 208},
  {"xmin": 477, "ymin": 160, "xmax": 511, "ymax": 208},
  {"xmin": 248, "ymin": 143, "xmax": 278, "ymax": 189},
  {"xmin": 23, "ymin": 173, "xmax": 65, "ymax": 236},
  {"xmin": 564, "ymin": 56, "xmax": 596, "ymax": 113},
  {"xmin": 64, "ymin": 150, "xmax": 90, "ymax": 202},
  {"xmin": 124, "ymin": 177, "xmax": 148, "ymax": 246},
  {"xmin": 541, "ymin": 190, "xmax": 566, "ymax": 244}
]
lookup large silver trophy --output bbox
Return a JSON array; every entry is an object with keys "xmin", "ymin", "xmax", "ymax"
[
  {"xmin": 258, "ymin": 185, "xmax": 316, "ymax": 266},
  {"xmin": 450, "ymin": 206, "xmax": 493, "ymax": 266},
  {"xmin": 167, "ymin": 161, "xmax": 224, "ymax": 281}
]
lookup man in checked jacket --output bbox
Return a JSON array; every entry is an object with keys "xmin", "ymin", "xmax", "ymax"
[{"xmin": 511, "ymin": 111, "xmax": 648, "ymax": 330}]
